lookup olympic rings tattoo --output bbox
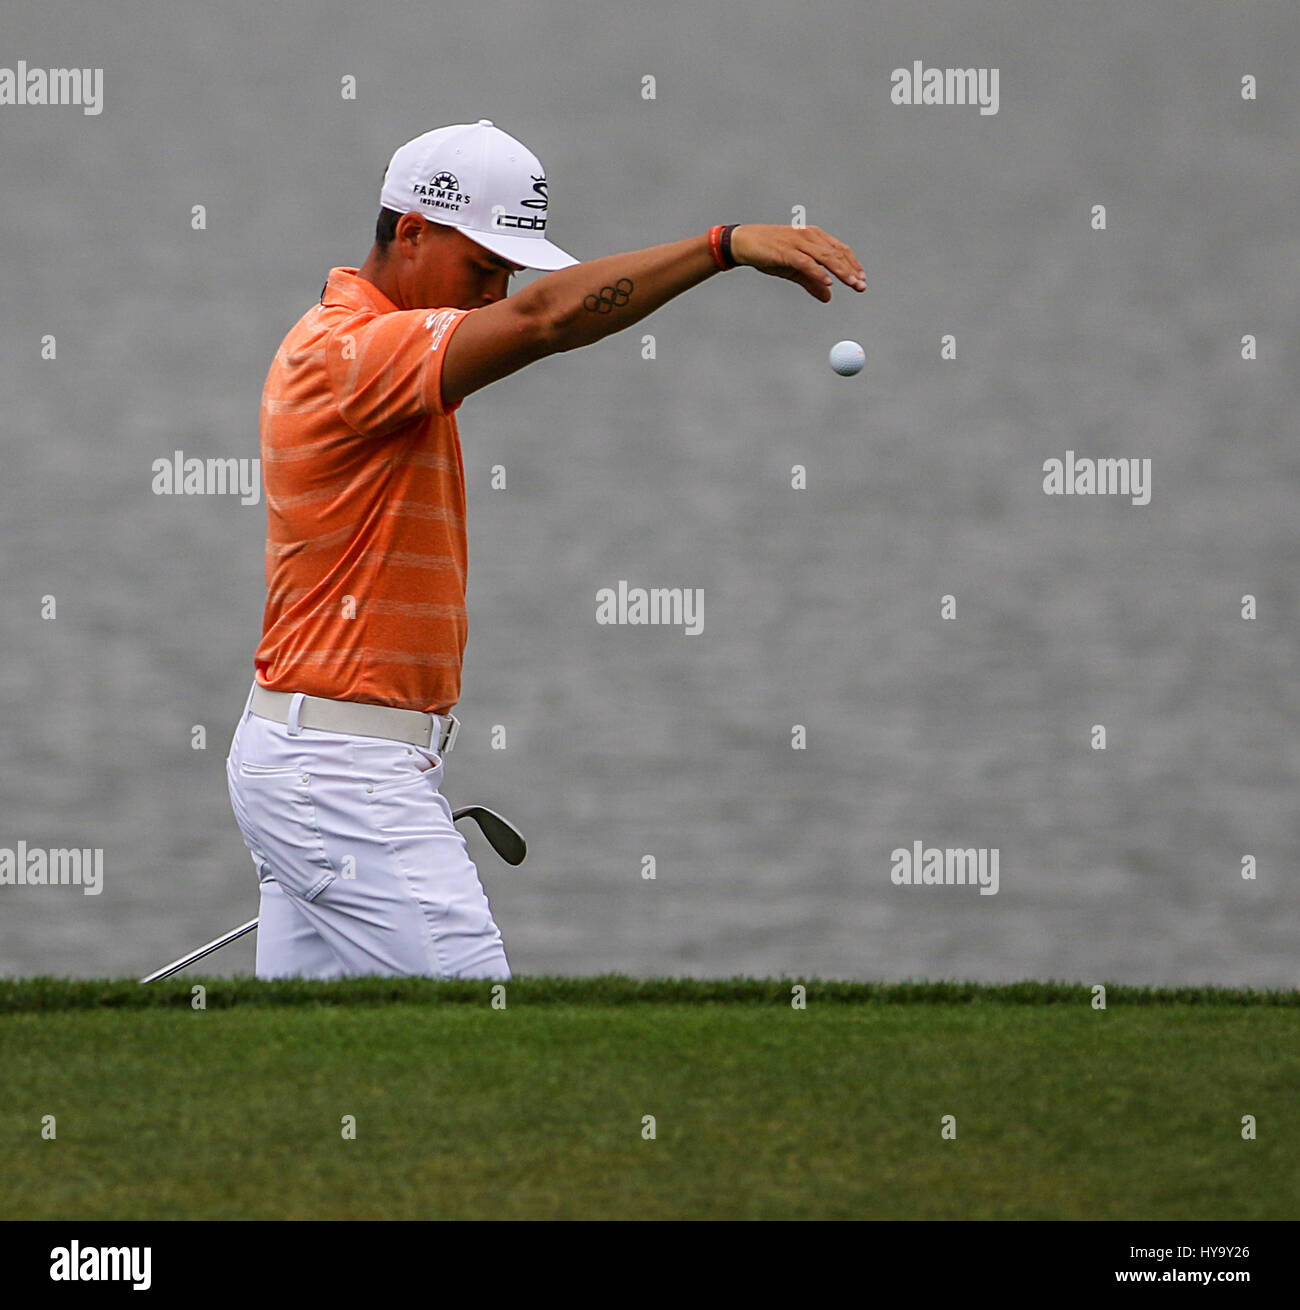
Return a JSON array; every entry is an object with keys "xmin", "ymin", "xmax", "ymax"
[{"xmin": 582, "ymin": 278, "xmax": 634, "ymax": 313}]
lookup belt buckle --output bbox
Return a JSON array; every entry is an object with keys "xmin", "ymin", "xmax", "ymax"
[{"xmin": 436, "ymin": 713, "xmax": 460, "ymax": 754}]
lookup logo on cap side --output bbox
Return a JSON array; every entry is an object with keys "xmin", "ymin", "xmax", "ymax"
[
  {"xmin": 492, "ymin": 173, "xmax": 550, "ymax": 232},
  {"xmin": 412, "ymin": 171, "xmax": 471, "ymax": 213},
  {"xmin": 519, "ymin": 175, "xmax": 548, "ymax": 209}
]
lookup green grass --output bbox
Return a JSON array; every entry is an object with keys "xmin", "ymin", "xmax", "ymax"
[{"xmin": 1, "ymin": 978, "xmax": 1295, "ymax": 1220}]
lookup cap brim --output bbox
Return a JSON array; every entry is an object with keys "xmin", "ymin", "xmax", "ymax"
[{"xmin": 462, "ymin": 228, "xmax": 579, "ymax": 271}]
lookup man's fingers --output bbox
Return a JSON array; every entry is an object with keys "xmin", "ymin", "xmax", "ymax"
[
  {"xmin": 785, "ymin": 230, "xmax": 865, "ymax": 298},
  {"xmin": 806, "ymin": 231, "xmax": 867, "ymax": 291},
  {"xmin": 789, "ymin": 251, "xmax": 833, "ymax": 301}
]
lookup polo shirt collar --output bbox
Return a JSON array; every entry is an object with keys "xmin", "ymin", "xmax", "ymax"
[{"xmin": 320, "ymin": 267, "xmax": 401, "ymax": 315}]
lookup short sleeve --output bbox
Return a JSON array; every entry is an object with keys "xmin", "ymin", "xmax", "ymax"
[{"xmin": 325, "ymin": 305, "xmax": 472, "ymax": 436}]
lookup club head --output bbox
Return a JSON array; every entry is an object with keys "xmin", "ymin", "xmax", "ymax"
[{"xmin": 452, "ymin": 805, "xmax": 527, "ymax": 866}]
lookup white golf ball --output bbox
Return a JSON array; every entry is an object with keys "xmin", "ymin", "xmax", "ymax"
[{"xmin": 829, "ymin": 340, "xmax": 866, "ymax": 376}]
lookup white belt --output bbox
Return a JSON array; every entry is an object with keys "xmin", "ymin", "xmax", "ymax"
[{"xmin": 250, "ymin": 685, "xmax": 459, "ymax": 753}]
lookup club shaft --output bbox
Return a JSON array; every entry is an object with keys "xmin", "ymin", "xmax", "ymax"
[{"xmin": 139, "ymin": 918, "xmax": 259, "ymax": 984}]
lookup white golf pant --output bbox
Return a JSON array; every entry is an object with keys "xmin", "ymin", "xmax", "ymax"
[{"xmin": 225, "ymin": 685, "xmax": 510, "ymax": 980}]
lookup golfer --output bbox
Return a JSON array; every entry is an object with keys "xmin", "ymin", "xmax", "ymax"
[{"xmin": 226, "ymin": 119, "xmax": 865, "ymax": 980}]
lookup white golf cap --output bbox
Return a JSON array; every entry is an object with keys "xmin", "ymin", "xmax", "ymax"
[{"xmin": 379, "ymin": 120, "xmax": 579, "ymax": 271}]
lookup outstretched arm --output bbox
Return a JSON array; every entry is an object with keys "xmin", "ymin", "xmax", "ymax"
[{"xmin": 441, "ymin": 224, "xmax": 866, "ymax": 408}]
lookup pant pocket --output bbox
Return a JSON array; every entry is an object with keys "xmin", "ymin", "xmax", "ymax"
[
  {"xmin": 230, "ymin": 759, "xmax": 337, "ymax": 902},
  {"xmin": 346, "ymin": 736, "xmax": 444, "ymax": 791}
]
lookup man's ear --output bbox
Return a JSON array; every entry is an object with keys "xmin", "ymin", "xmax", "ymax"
[{"xmin": 394, "ymin": 212, "xmax": 429, "ymax": 256}]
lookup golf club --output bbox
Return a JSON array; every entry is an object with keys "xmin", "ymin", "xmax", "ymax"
[{"xmin": 139, "ymin": 804, "xmax": 525, "ymax": 984}]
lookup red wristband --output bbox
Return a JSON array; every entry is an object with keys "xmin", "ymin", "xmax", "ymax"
[{"xmin": 708, "ymin": 224, "xmax": 739, "ymax": 271}]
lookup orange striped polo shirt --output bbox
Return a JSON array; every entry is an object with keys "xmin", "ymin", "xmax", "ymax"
[{"xmin": 254, "ymin": 267, "xmax": 473, "ymax": 715}]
